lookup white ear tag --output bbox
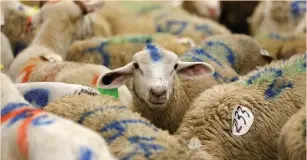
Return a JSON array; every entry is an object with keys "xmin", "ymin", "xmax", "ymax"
[
  {"xmin": 232, "ymin": 105, "xmax": 254, "ymax": 136},
  {"xmin": 187, "ymin": 136, "xmax": 202, "ymax": 149},
  {"xmin": 260, "ymin": 48, "xmax": 270, "ymax": 56}
]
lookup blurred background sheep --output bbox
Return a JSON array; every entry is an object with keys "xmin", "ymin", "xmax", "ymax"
[{"xmin": 1, "ymin": 0, "xmax": 306, "ymax": 160}]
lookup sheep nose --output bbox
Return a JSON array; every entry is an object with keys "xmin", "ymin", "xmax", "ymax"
[
  {"xmin": 150, "ymin": 89, "xmax": 167, "ymax": 98},
  {"xmin": 208, "ymin": 8, "xmax": 216, "ymax": 17}
]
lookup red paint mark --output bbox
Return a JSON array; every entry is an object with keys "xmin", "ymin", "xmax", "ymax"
[
  {"xmin": 91, "ymin": 74, "xmax": 99, "ymax": 86},
  {"xmin": 17, "ymin": 109, "xmax": 41, "ymax": 158},
  {"xmin": 26, "ymin": 16, "xmax": 32, "ymax": 33},
  {"xmin": 20, "ymin": 64, "xmax": 36, "ymax": 83},
  {"xmin": 1, "ymin": 108, "xmax": 30, "ymax": 124}
]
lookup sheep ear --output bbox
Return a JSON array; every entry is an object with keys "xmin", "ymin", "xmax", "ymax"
[
  {"xmin": 97, "ymin": 63, "xmax": 133, "ymax": 89},
  {"xmin": 177, "ymin": 61, "xmax": 214, "ymax": 79},
  {"xmin": 260, "ymin": 48, "xmax": 274, "ymax": 62}
]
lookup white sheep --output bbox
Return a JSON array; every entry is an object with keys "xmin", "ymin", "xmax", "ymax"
[
  {"xmin": 97, "ymin": 43, "xmax": 238, "ymax": 133},
  {"xmin": 176, "ymin": 53, "xmax": 306, "ymax": 160},
  {"xmin": 16, "ymin": 82, "xmax": 100, "ymax": 108},
  {"xmin": 1, "ymin": 32, "xmax": 14, "ymax": 74},
  {"xmin": 97, "ymin": 4, "xmax": 231, "ymax": 44},
  {"xmin": 14, "ymin": 60, "xmax": 132, "ymax": 108},
  {"xmin": 66, "ymin": 33, "xmax": 195, "ymax": 69},
  {"xmin": 200, "ymin": 34, "xmax": 272, "ymax": 75},
  {"xmin": 248, "ymin": 0, "xmax": 306, "ymax": 36},
  {"xmin": 9, "ymin": 0, "xmax": 91, "ymax": 80},
  {"xmin": 0, "ymin": 73, "xmax": 117, "ymax": 160},
  {"xmin": 278, "ymin": 105, "xmax": 306, "ymax": 160},
  {"xmin": 43, "ymin": 93, "xmax": 213, "ymax": 160}
]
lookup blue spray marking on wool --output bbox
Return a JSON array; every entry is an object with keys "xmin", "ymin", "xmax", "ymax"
[
  {"xmin": 265, "ymin": 78, "xmax": 293, "ymax": 99},
  {"xmin": 207, "ymin": 41, "xmax": 236, "ymax": 69},
  {"xmin": 195, "ymin": 24, "xmax": 213, "ymax": 36},
  {"xmin": 1, "ymin": 103, "xmax": 29, "ymax": 116},
  {"xmin": 6, "ymin": 109, "xmax": 33, "ymax": 127},
  {"xmin": 100, "ymin": 119, "xmax": 159, "ymax": 143},
  {"xmin": 79, "ymin": 146, "xmax": 94, "ymax": 160},
  {"xmin": 146, "ymin": 43, "xmax": 162, "ymax": 62},
  {"xmin": 156, "ymin": 20, "xmax": 188, "ymax": 35},
  {"xmin": 245, "ymin": 67, "xmax": 293, "ymax": 99},
  {"xmin": 213, "ymin": 71, "xmax": 227, "ymax": 82},
  {"xmin": 122, "ymin": 136, "xmax": 165, "ymax": 160},
  {"xmin": 77, "ymin": 106, "xmax": 127, "ymax": 124},
  {"xmin": 24, "ymin": 88, "xmax": 49, "ymax": 108},
  {"xmin": 193, "ymin": 48, "xmax": 223, "ymax": 66},
  {"xmin": 291, "ymin": 0, "xmax": 306, "ymax": 19},
  {"xmin": 83, "ymin": 41, "xmax": 110, "ymax": 67},
  {"xmin": 268, "ymin": 33, "xmax": 289, "ymax": 41},
  {"xmin": 230, "ymin": 76, "xmax": 239, "ymax": 82},
  {"xmin": 31, "ymin": 114, "xmax": 55, "ymax": 126}
]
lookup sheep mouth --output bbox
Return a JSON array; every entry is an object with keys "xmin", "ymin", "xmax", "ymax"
[{"xmin": 147, "ymin": 101, "xmax": 168, "ymax": 109}]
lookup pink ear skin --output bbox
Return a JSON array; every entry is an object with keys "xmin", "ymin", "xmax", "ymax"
[
  {"xmin": 97, "ymin": 63, "xmax": 133, "ymax": 89},
  {"xmin": 177, "ymin": 62, "xmax": 214, "ymax": 79}
]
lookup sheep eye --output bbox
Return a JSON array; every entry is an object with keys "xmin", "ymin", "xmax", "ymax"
[
  {"xmin": 133, "ymin": 63, "xmax": 139, "ymax": 69},
  {"xmin": 174, "ymin": 63, "xmax": 178, "ymax": 70}
]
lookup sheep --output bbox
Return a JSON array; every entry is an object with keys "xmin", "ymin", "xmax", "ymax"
[
  {"xmin": 43, "ymin": 94, "xmax": 213, "ymax": 160},
  {"xmin": 8, "ymin": 0, "xmax": 92, "ymax": 80},
  {"xmin": 1, "ymin": 8, "xmax": 36, "ymax": 56},
  {"xmin": 14, "ymin": 60, "xmax": 132, "ymax": 108},
  {"xmin": 255, "ymin": 33, "xmax": 306, "ymax": 60},
  {"xmin": 278, "ymin": 105, "xmax": 306, "ymax": 160},
  {"xmin": 248, "ymin": 0, "xmax": 306, "ymax": 36},
  {"xmin": 176, "ymin": 53, "xmax": 306, "ymax": 160},
  {"xmin": 200, "ymin": 34, "xmax": 273, "ymax": 75},
  {"xmin": 181, "ymin": 0, "xmax": 221, "ymax": 20},
  {"xmin": 16, "ymin": 82, "xmax": 100, "ymax": 108},
  {"xmin": 97, "ymin": 43, "xmax": 238, "ymax": 133},
  {"xmin": 97, "ymin": 4, "xmax": 231, "ymax": 44},
  {"xmin": 1, "ymin": 32, "xmax": 14, "ymax": 74},
  {"xmin": 66, "ymin": 33, "xmax": 195, "ymax": 69},
  {"xmin": 0, "ymin": 73, "xmax": 117, "ymax": 160}
]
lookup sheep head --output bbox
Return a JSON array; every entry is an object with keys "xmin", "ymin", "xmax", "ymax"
[{"xmin": 98, "ymin": 43, "xmax": 214, "ymax": 110}]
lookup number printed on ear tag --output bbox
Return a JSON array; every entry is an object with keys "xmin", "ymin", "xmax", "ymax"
[{"xmin": 232, "ymin": 105, "xmax": 254, "ymax": 136}]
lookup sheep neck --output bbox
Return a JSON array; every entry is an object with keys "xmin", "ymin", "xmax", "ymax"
[
  {"xmin": 31, "ymin": 17, "xmax": 75, "ymax": 57},
  {"xmin": 130, "ymin": 75, "xmax": 193, "ymax": 133}
]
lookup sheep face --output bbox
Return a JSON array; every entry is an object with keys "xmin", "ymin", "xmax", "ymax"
[{"xmin": 98, "ymin": 44, "xmax": 214, "ymax": 110}]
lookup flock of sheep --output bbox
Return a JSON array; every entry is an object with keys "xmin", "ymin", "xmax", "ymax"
[{"xmin": 0, "ymin": 0, "xmax": 306, "ymax": 160}]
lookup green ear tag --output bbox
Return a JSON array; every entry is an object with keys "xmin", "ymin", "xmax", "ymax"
[{"xmin": 98, "ymin": 88, "xmax": 119, "ymax": 99}]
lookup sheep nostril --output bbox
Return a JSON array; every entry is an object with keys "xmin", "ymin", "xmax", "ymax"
[{"xmin": 150, "ymin": 89, "xmax": 167, "ymax": 97}]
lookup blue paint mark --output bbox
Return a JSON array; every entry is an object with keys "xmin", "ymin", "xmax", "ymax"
[
  {"xmin": 207, "ymin": 41, "xmax": 236, "ymax": 69},
  {"xmin": 32, "ymin": 114, "xmax": 55, "ymax": 126},
  {"xmin": 24, "ymin": 88, "xmax": 49, "ymax": 108},
  {"xmin": 268, "ymin": 33, "xmax": 288, "ymax": 41},
  {"xmin": 265, "ymin": 79, "xmax": 293, "ymax": 99},
  {"xmin": 230, "ymin": 77, "xmax": 239, "ymax": 82},
  {"xmin": 213, "ymin": 71, "xmax": 227, "ymax": 82},
  {"xmin": 195, "ymin": 24, "xmax": 213, "ymax": 36},
  {"xmin": 146, "ymin": 43, "xmax": 162, "ymax": 62},
  {"xmin": 291, "ymin": 0, "xmax": 306, "ymax": 19},
  {"xmin": 1, "ymin": 102, "xmax": 29, "ymax": 116},
  {"xmin": 193, "ymin": 48, "xmax": 223, "ymax": 66},
  {"xmin": 77, "ymin": 106, "xmax": 127, "ymax": 124},
  {"xmin": 13, "ymin": 41, "xmax": 28, "ymax": 57},
  {"xmin": 79, "ymin": 146, "xmax": 94, "ymax": 160},
  {"xmin": 246, "ymin": 68, "xmax": 282, "ymax": 85},
  {"xmin": 83, "ymin": 41, "xmax": 110, "ymax": 67},
  {"xmin": 100, "ymin": 119, "xmax": 159, "ymax": 143},
  {"xmin": 122, "ymin": 136, "xmax": 165, "ymax": 160},
  {"xmin": 156, "ymin": 20, "xmax": 188, "ymax": 35},
  {"xmin": 6, "ymin": 109, "xmax": 33, "ymax": 127}
]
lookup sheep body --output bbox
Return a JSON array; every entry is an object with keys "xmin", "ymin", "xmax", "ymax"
[
  {"xmin": 43, "ymin": 94, "xmax": 212, "ymax": 160},
  {"xmin": 98, "ymin": 6, "xmax": 231, "ymax": 44},
  {"xmin": 0, "ymin": 73, "xmax": 116, "ymax": 160},
  {"xmin": 255, "ymin": 33, "xmax": 306, "ymax": 60},
  {"xmin": 176, "ymin": 54, "xmax": 306, "ymax": 160},
  {"xmin": 200, "ymin": 34, "xmax": 272, "ymax": 75},
  {"xmin": 278, "ymin": 105, "xmax": 306, "ymax": 160},
  {"xmin": 249, "ymin": 1, "xmax": 306, "ymax": 36},
  {"xmin": 15, "ymin": 60, "xmax": 132, "ymax": 107},
  {"xmin": 66, "ymin": 33, "xmax": 195, "ymax": 69}
]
